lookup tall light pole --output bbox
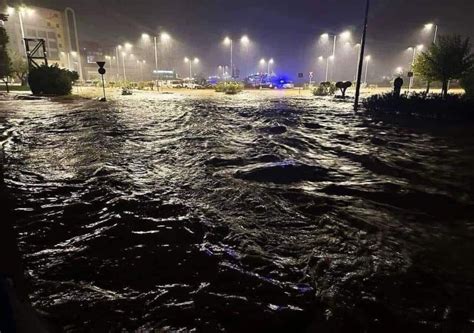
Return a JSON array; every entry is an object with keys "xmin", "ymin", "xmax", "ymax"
[
  {"xmin": 17, "ymin": 7, "xmax": 26, "ymax": 43},
  {"xmin": 259, "ymin": 58, "xmax": 266, "ymax": 74},
  {"xmin": 223, "ymin": 35, "xmax": 250, "ymax": 79},
  {"xmin": 184, "ymin": 57, "xmax": 199, "ymax": 78},
  {"xmin": 121, "ymin": 51, "xmax": 127, "ymax": 81},
  {"xmin": 240, "ymin": 35, "xmax": 250, "ymax": 77},
  {"xmin": 268, "ymin": 58, "xmax": 274, "ymax": 75},
  {"xmin": 354, "ymin": 43, "xmax": 361, "ymax": 82},
  {"xmin": 364, "ymin": 55, "xmax": 371, "ymax": 84},
  {"xmin": 424, "ymin": 23, "xmax": 438, "ymax": 93},
  {"xmin": 354, "ymin": 0, "xmax": 370, "ymax": 111},
  {"xmin": 115, "ymin": 45, "xmax": 122, "ymax": 81},
  {"xmin": 408, "ymin": 44, "xmax": 424, "ymax": 91},
  {"xmin": 142, "ymin": 32, "xmax": 171, "ymax": 72},
  {"xmin": 424, "ymin": 23, "xmax": 438, "ymax": 44},
  {"xmin": 224, "ymin": 37, "xmax": 233, "ymax": 79},
  {"xmin": 10, "ymin": 6, "xmax": 34, "ymax": 55},
  {"xmin": 321, "ymin": 30, "xmax": 351, "ymax": 81},
  {"xmin": 64, "ymin": 7, "xmax": 83, "ymax": 81},
  {"xmin": 138, "ymin": 60, "xmax": 145, "ymax": 81}
]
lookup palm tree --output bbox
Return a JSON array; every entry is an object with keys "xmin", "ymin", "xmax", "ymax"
[{"xmin": 414, "ymin": 35, "xmax": 474, "ymax": 98}]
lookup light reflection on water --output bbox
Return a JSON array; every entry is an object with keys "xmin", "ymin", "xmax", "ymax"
[{"xmin": 1, "ymin": 92, "xmax": 474, "ymax": 332}]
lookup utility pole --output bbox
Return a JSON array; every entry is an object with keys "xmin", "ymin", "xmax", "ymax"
[
  {"xmin": 354, "ymin": 0, "xmax": 370, "ymax": 111},
  {"xmin": 154, "ymin": 36, "xmax": 158, "ymax": 70}
]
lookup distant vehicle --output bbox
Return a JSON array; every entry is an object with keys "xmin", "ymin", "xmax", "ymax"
[
  {"xmin": 169, "ymin": 80, "xmax": 184, "ymax": 88},
  {"xmin": 272, "ymin": 76, "xmax": 294, "ymax": 89},
  {"xmin": 182, "ymin": 79, "xmax": 203, "ymax": 89}
]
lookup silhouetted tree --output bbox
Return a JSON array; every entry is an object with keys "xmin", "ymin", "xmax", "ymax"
[
  {"xmin": 0, "ymin": 26, "xmax": 12, "ymax": 92},
  {"xmin": 461, "ymin": 69, "xmax": 474, "ymax": 98},
  {"xmin": 414, "ymin": 35, "xmax": 474, "ymax": 98},
  {"xmin": 10, "ymin": 51, "xmax": 29, "ymax": 86}
]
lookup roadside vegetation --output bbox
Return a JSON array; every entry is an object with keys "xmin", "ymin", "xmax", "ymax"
[
  {"xmin": 313, "ymin": 82, "xmax": 337, "ymax": 96},
  {"xmin": 363, "ymin": 35, "xmax": 474, "ymax": 119},
  {"xmin": 215, "ymin": 81, "xmax": 244, "ymax": 94},
  {"xmin": 28, "ymin": 64, "xmax": 79, "ymax": 96}
]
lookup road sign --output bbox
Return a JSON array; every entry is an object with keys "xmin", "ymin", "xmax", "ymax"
[
  {"xmin": 407, "ymin": 71, "xmax": 414, "ymax": 78},
  {"xmin": 309, "ymin": 72, "xmax": 314, "ymax": 79},
  {"xmin": 96, "ymin": 62, "xmax": 107, "ymax": 102}
]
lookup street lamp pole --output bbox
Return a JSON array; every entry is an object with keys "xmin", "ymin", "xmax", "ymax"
[
  {"xmin": 354, "ymin": 43, "xmax": 361, "ymax": 82},
  {"xmin": 325, "ymin": 57, "xmax": 330, "ymax": 82},
  {"xmin": 122, "ymin": 52, "xmax": 127, "ymax": 81},
  {"xmin": 154, "ymin": 36, "xmax": 158, "ymax": 70},
  {"xmin": 364, "ymin": 56, "xmax": 371, "ymax": 84},
  {"xmin": 268, "ymin": 58, "xmax": 274, "ymax": 75},
  {"xmin": 230, "ymin": 39, "xmax": 233, "ymax": 78},
  {"xmin": 138, "ymin": 60, "xmax": 143, "ymax": 81},
  {"xmin": 115, "ymin": 46, "xmax": 121, "ymax": 81},
  {"xmin": 18, "ymin": 10, "xmax": 25, "ymax": 39},
  {"xmin": 354, "ymin": 0, "xmax": 370, "ymax": 111},
  {"xmin": 409, "ymin": 45, "xmax": 423, "ymax": 91}
]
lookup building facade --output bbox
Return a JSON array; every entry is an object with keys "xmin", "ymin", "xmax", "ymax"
[{"xmin": 3, "ymin": 5, "xmax": 83, "ymax": 79}]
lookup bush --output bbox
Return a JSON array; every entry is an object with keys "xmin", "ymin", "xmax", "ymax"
[
  {"xmin": 460, "ymin": 70, "xmax": 474, "ymax": 98},
  {"xmin": 215, "ymin": 81, "xmax": 243, "ymax": 94},
  {"xmin": 28, "ymin": 64, "xmax": 78, "ymax": 95},
  {"xmin": 363, "ymin": 92, "xmax": 474, "ymax": 120},
  {"xmin": 313, "ymin": 82, "xmax": 336, "ymax": 96}
]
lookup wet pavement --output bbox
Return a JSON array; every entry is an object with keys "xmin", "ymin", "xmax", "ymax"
[{"xmin": 1, "ymin": 91, "xmax": 474, "ymax": 332}]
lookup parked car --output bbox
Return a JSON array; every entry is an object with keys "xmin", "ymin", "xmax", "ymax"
[{"xmin": 169, "ymin": 80, "xmax": 184, "ymax": 88}]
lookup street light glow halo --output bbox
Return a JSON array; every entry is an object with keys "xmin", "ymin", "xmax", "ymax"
[
  {"xmin": 161, "ymin": 32, "xmax": 171, "ymax": 42},
  {"xmin": 240, "ymin": 35, "xmax": 250, "ymax": 44},
  {"xmin": 340, "ymin": 30, "xmax": 351, "ymax": 40}
]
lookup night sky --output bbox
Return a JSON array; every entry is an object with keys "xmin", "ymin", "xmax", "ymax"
[{"xmin": 10, "ymin": 0, "xmax": 474, "ymax": 79}]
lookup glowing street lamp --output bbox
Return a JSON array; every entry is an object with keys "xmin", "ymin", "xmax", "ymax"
[
  {"xmin": 161, "ymin": 32, "xmax": 171, "ymax": 42},
  {"xmin": 320, "ymin": 30, "xmax": 351, "ymax": 81},
  {"xmin": 184, "ymin": 57, "xmax": 199, "ymax": 78},
  {"xmin": 142, "ymin": 32, "xmax": 172, "ymax": 71},
  {"xmin": 259, "ymin": 58, "xmax": 266, "ymax": 73},
  {"xmin": 364, "ymin": 55, "xmax": 371, "ymax": 84},
  {"xmin": 121, "ymin": 51, "xmax": 128, "ymax": 81},
  {"xmin": 223, "ymin": 37, "xmax": 233, "ymax": 78},
  {"xmin": 395, "ymin": 66, "xmax": 404, "ymax": 75},
  {"xmin": 8, "ymin": 6, "xmax": 34, "ymax": 53},
  {"xmin": 424, "ymin": 23, "xmax": 438, "ymax": 44},
  {"xmin": 408, "ymin": 44, "xmax": 424, "ymax": 91},
  {"xmin": 223, "ymin": 35, "xmax": 250, "ymax": 79},
  {"xmin": 339, "ymin": 30, "xmax": 352, "ymax": 41},
  {"xmin": 268, "ymin": 58, "xmax": 274, "ymax": 75}
]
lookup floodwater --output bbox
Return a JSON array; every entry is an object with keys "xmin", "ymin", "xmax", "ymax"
[{"xmin": 1, "ymin": 91, "xmax": 473, "ymax": 332}]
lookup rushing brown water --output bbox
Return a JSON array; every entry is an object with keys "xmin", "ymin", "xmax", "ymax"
[{"xmin": 1, "ymin": 92, "xmax": 474, "ymax": 332}]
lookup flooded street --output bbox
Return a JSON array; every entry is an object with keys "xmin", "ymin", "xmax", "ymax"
[{"xmin": 1, "ymin": 92, "xmax": 474, "ymax": 332}]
